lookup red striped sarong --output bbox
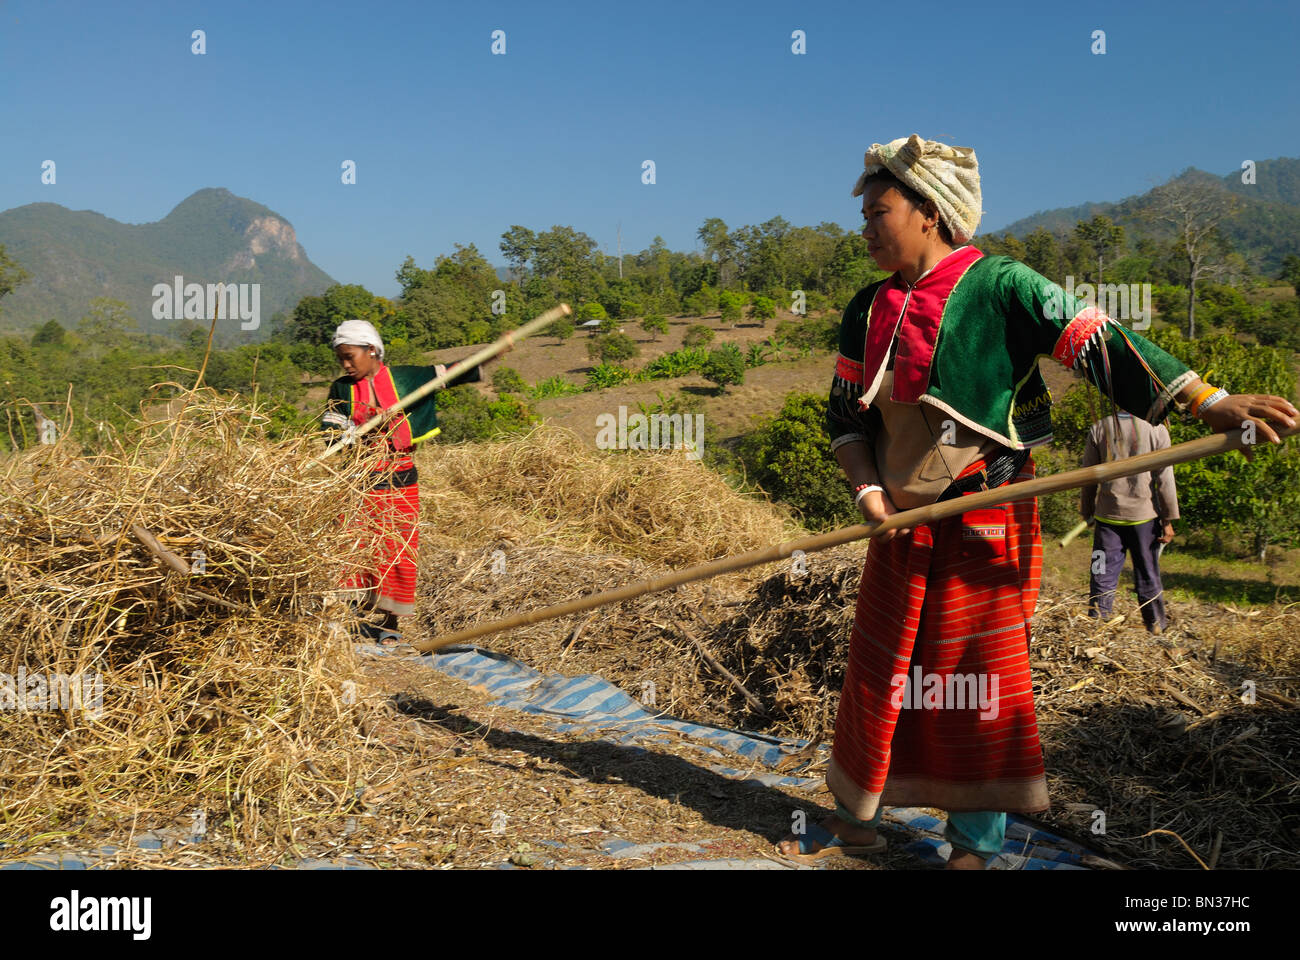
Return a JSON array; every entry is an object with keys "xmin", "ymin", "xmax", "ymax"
[
  {"xmin": 342, "ymin": 480, "xmax": 420, "ymax": 617},
  {"xmin": 827, "ymin": 459, "xmax": 1049, "ymax": 819}
]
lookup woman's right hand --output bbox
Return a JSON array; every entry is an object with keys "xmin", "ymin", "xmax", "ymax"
[{"xmin": 858, "ymin": 489, "xmax": 911, "ymax": 542}]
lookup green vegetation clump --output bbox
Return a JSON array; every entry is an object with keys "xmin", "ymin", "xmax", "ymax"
[
  {"xmin": 491, "ymin": 366, "xmax": 528, "ymax": 395},
  {"xmin": 642, "ymin": 347, "xmax": 709, "ymax": 380},
  {"xmin": 702, "ymin": 344, "xmax": 745, "ymax": 394},
  {"xmin": 433, "ymin": 386, "xmax": 535, "ymax": 442},
  {"xmin": 585, "ymin": 364, "xmax": 635, "ymax": 390},
  {"xmin": 586, "ymin": 331, "xmax": 638, "ymax": 365},
  {"xmin": 682, "ymin": 325, "xmax": 714, "ymax": 348},
  {"xmin": 528, "ymin": 374, "xmax": 584, "ymax": 400},
  {"xmin": 737, "ymin": 393, "xmax": 853, "ymax": 530}
]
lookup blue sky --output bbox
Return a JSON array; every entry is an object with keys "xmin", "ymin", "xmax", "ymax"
[{"xmin": 2, "ymin": 0, "xmax": 1298, "ymax": 297}]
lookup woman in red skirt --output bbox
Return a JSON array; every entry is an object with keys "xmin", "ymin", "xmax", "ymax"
[
  {"xmin": 324, "ymin": 319, "xmax": 480, "ymax": 643},
  {"xmin": 777, "ymin": 135, "xmax": 1296, "ymax": 868}
]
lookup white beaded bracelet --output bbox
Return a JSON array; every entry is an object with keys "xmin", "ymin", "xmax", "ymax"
[{"xmin": 854, "ymin": 484, "xmax": 883, "ymax": 506}]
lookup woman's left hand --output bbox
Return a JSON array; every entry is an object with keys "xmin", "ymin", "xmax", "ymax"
[{"xmin": 1199, "ymin": 393, "xmax": 1298, "ymax": 458}]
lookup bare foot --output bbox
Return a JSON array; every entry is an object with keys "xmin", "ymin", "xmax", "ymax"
[
  {"xmin": 776, "ymin": 814, "xmax": 877, "ymax": 857},
  {"xmin": 946, "ymin": 848, "xmax": 988, "ymax": 870}
]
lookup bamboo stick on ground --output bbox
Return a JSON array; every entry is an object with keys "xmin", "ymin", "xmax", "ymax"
[
  {"xmin": 130, "ymin": 523, "xmax": 191, "ymax": 575},
  {"xmin": 414, "ymin": 422, "xmax": 1298, "ymax": 653},
  {"xmin": 679, "ymin": 625, "xmax": 767, "ymax": 715}
]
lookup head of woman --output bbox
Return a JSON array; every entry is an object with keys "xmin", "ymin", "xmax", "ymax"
[
  {"xmin": 852, "ymin": 135, "xmax": 981, "ymax": 282},
  {"xmin": 859, "ymin": 171, "xmax": 955, "ymax": 278},
  {"xmin": 334, "ymin": 342, "xmax": 382, "ymax": 381},
  {"xmin": 332, "ymin": 319, "xmax": 386, "ymax": 381}
]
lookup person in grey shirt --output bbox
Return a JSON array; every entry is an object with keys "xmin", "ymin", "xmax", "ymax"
[{"xmin": 1080, "ymin": 412, "xmax": 1179, "ymax": 634}]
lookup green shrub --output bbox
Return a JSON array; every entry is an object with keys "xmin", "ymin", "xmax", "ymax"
[
  {"xmin": 491, "ymin": 366, "xmax": 528, "ymax": 395},
  {"xmin": 577, "ymin": 302, "xmax": 608, "ymax": 324},
  {"xmin": 432, "ymin": 385, "xmax": 535, "ymax": 442},
  {"xmin": 546, "ymin": 316, "xmax": 575, "ymax": 342},
  {"xmin": 703, "ymin": 343, "xmax": 745, "ymax": 393},
  {"xmin": 683, "ymin": 324, "xmax": 714, "ymax": 348},
  {"xmin": 737, "ymin": 392, "xmax": 853, "ymax": 529},
  {"xmin": 746, "ymin": 342, "xmax": 772, "ymax": 367},
  {"xmin": 718, "ymin": 290, "xmax": 744, "ymax": 325},
  {"xmin": 642, "ymin": 347, "xmax": 709, "ymax": 380},
  {"xmin": 529, "ymin": 374, "xmax": 584, "ymax": 399},
  {"xmin": 585, "ymin": 363, "xmax": 634, "ymax": 390},
  {"xmin": 640, "ymin": 314, "xmax": 669, "ymax": 341},
  {"xmin": 684, "ymin": 284, "xmax": 718, "ymax": 317},
  {"xmin": 586, "ymin": 331, "xmax": 639, "ymax": 364}
]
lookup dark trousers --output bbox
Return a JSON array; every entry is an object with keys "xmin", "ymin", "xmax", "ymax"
[{"xmin": 1088, "ymin": 519, "xmax": 1166, "ymax": 631}]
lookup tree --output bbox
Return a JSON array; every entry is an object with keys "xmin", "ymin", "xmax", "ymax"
[
  {"xmin": 684, "ymin": 284, "xmax": 718, "ymax": 317},
  {"xmin": 999, "ymin": 233, "xmax": 1028, "ymax": 263},
  {"xmin": 683, "ymin": 324, "xmax": 714, "ymax": 348},
  {"xmin": 77, "ymin": 298, "xmax": 137, "ymax": 356},
  {"xmin": 1023, "ymin": 227, "xmax": 1063, "ymax": 281},
  {"xmin": 718, "ymin": 290, "xmax": 744, "ymax": 325},
  {"xmin": 599, "ymin": 278, "xmax": 643, "ymax": 319},
  {"xmin": 697, "ymin": 218, "xmax": 737, "ymax": 288},
  {"xmin": 577, "ymin": 301, "xmax": 607, "ymax": 329},
  {"xmin": 491, "ymin": 366, "xmax": 528, "ymax": 395},
  {"xmin": 703, "ymin": 344, "xmax": 745, "ymax": 393},
  {"xmin": 547, "ymin": 315, "xmax": 574, "ymax": 343},
  {"xmin": 499, "ymin": 225, "xmax": 537, "ymax": 281},
  {"xmin": 737, "ymin": 392, "xmax": 854, "ymax": 529},
  {"xmin": 284, "ymin": 283, "xmax": 392, "ymax": 346},
  {"xmin": 751, "ymin": 296, "xmax": 776, "ymax": 326},
  {"xmin": 1279, "ymin": 254, "xmax": 1300, "ymax": 296},
  {"xmin": 31, "ymin": 319, "xmax": 66, "ymax": 348},
  {"xmin": 1073, "ymin": 216, "xmax": 1125, "ymax": 283},
  {"xmin": 0, "ymin": 245, "xmax": 29, "ymax": 317},
  {"xmin": 587, "ymin": 331, "xmax": 638, "ymax": 365},
  {"xmin": 640, "ymin": 314, "xmax": 668, "ymax": 341},
  {"xmin": 1149, "ymin": 176, "xmax": 1240, "ymax": 338},
  {"xmin": 395, "ymin": 255, "xmax": 427, "ymax": 299},
  {"xmin": 1150, "ymin": 329, "xmax": 1299, "ymax": 556}
]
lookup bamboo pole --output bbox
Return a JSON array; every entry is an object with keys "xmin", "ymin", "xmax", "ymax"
[
  {"xmin": 414, "ymin": 422, "xmax": 1297, "ymax": 653},
  {"xmin": 1058, "ymin": 518, "xmax": 1091, "ymax": 548},
  {"xmin": 320, "ymin": 304, "xmax": 572, "ymax": 459}
]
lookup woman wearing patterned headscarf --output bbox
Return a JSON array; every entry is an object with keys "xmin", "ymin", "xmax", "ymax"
[
  {"xmin": 777, "ymin": 135, "xmax": 1296, "ymax": 867},
  {"xmin": 324, "ymin": 320, "xmax": 482, "ymax": 644}
]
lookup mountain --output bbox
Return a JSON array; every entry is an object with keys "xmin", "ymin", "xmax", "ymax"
[
  {"xmin": 986, "ymin": 158, "xmax": 1300, "ymax": 276},
  {"xmin": 0, "ymin": 188, "xmax": 336, "ymax": 336}
]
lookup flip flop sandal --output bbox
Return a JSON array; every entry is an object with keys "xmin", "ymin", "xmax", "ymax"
[
  {"xmin": 356, "ymin": 622, "xmax": 403, "ymax": 646},
  {"xmin": 778, "ymin": 821, "xmax": 888, "ymax": 863}
]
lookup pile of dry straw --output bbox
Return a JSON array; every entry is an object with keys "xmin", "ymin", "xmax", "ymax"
[{"xmin": 0, "ymin": 388, "xmax": 391, "ymax": 860}]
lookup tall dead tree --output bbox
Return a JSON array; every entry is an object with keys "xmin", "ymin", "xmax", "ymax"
[{"xmin": 1149, "ymin": 176, "xmax": 1239, "ymax": 338}]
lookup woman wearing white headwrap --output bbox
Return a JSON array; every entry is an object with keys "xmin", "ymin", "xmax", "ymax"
[
  {"xmin": 777, "ymin": 135, "xmax": 1296, "ymax": 868},
  {"xmin": 324, "ymin": 319, "xmax": 482, "ymax": 643}
]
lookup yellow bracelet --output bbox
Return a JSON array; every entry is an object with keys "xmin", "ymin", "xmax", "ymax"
[{"xmin": 1187, "ymin": 385, "xmax": 1218, "ymax": 416}]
